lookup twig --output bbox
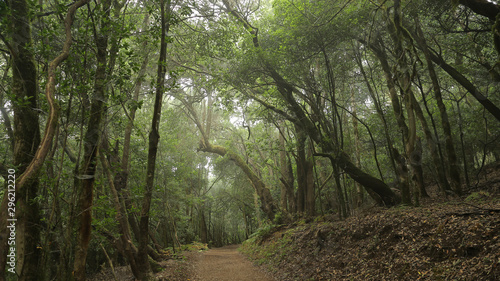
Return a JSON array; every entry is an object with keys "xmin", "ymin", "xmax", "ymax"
[{"xmin": 100, "ymin": 242, "xmax": 118, "ymax": 281}]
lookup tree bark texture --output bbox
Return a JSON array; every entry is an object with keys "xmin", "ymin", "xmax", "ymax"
[
  {"xmin": 369, "ymin": 40, "xmax": 413, "ymax": 204},
  {"xmin": 136, "ymin": 1, "xmax": 171, "ymax": 279},
  {"xmin": 414, "ymin": 20, "xmax": 463, "ymax": 195},
  {"xmin": 73, "ymin": 2, "xmax": 110, "ymax": 279},
  {"xmin": 4, "ymin": 1, "xmax": 89, "ymax": 279},
  {"xmin": 5, "ymin": 0, "xmax": 42, "ymax": 279}
]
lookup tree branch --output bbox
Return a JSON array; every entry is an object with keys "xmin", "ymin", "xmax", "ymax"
[
  {"xmin": 16, "ymin": 0, "xmax": 90, "ymax": 189},
  {"xmin": 458, "ymin": 0, "xmax": 500, "ymax": 21},
  {"xmin": 243, "ymin": 89, "xmax": 299, "ymax": 124}
]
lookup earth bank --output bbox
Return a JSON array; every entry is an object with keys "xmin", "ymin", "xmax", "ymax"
[{"xmin": 239, "ymin": 199, "xmax": 500, "ymax": 280}]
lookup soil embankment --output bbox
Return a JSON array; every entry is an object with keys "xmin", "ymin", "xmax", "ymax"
[{"xmin": 240, "ymin": 200, "xmax": 500, "ymax": 280}]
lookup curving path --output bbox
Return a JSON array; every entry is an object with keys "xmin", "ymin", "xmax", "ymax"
[{"xmin": 192, "ymin": 245, "xmax": 274, "ymax": 281}]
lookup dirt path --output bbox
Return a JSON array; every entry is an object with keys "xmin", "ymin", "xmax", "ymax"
[{"xmin": 192, "ymin": 245, "xmax": 274, "ymax": 281}]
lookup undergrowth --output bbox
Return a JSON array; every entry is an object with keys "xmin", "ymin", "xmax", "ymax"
[{"xmin": 240, "ymin": 224, "xmax": 296, "ymax": 270}]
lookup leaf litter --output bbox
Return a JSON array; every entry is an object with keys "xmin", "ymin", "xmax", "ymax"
[{"xmin": 241, "ymin": 199, "xmax": 499, "ymax": 280}]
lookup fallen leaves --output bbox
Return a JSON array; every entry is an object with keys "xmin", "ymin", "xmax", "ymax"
[{"xmin": 241, "ymin": 200, "xmax": 500, "ymax": 280}]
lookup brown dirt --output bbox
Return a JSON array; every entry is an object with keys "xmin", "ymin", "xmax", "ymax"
[
  {"xmin": 190, "ymin": 245, "xmax": 274, "ymax": 281},
  {"xmin": 89, "ymin": 245, "xmax": 274, "ymax": 281},
  {"xmin": 241, "ymin": 200, "xmax": 500, "ymax": 281}
]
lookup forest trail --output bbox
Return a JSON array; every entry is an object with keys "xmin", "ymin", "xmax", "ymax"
[{"xmin": 191, "ymin": 245, "xmax": 274, "ymax": 281}]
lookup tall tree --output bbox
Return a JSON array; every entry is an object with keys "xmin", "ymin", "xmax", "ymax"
[
  {"xmin": 181, "ymin": 97, "xmax": 278, "ymax": 220},
  {"xmin": 136, "ymin": 0, "xmax": 172, "ymax": 279},
  {"xmin": 9, "ymin": 0, "xmax": 42, "ymax": 278},
  {"xmin": 414, "ymin": 18, "xmax": 462, "ymax": 195},
  {"xmin": 73, "ymin": 0, "xmax": 112, "ymax": 279},
  {"xmin": 222, "ymin": 0, "xmax": 399, "ymax": 207},
  {"xmin": 0, "ymin": 0, "xmax": 88, "ymax": 279}
]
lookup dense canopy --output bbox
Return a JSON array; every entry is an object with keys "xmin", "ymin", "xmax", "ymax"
[{"xmin": 0, "ymin": 0, "xmax": 499, "ymax": 280}]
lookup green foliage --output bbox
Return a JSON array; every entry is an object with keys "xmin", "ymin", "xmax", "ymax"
[
  {"xmin": 241, "ymin": 226, "xmax": 294, "ymax": 269},
  {"xmin": 465, "ymin": 191, "xmax": 491, "ymax": 203},
  {"xmin": 2, "ymin": 0, "xmax": 500, "ymax": 279},
  {"xmin": 248, "ymin": 223, "xmax": 279, "ymax": 242},
  {"xmin": 93, "ymin": 194, "xmax": 119, "ymax": 230},
  {"xmin": 180, "ymin": 241, "xmax": 209, "ymax": 252},
  {"xmin": 272, "ymin": 211, "xmax": 283, "ymax": 225}
]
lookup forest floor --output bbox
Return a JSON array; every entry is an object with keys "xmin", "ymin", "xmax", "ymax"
[
  {"xmin": 238, "ymin": 163, "xmax": 500, "ymax": 280},
  {"xmin": 91, "ymin": 163, "xmax": 500, "ymax": 280},
  {"xmin": 240, "ymin": 199, "xmax": 500, "ymax": 280}
]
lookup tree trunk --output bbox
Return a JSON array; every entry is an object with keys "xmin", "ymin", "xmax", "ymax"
[
  {"xmin": 369, "ymin": 40, "xmax": 412, "ymax": 204},
  {"xmin": 335, "ymin": 152, "xmax": 400, "ymax": 206},
  {"xmin": 199, "ymin": 210, "xmax": 208, "ymax": 244},
  {"xmin": 110, "ymin": 13, "xmax": 151, "ymax": 271},
  {"xmin": 73, "ymin": 2, "xmax": 111, "ymax": 279},
  {"xmin": 99, "ymin": 152, "xmax": 141, "ymax": 277},
  {"xmin": 305, "ymin": 143, "xmax": 316, "ymax": 216},
  {"xmin": 351, "ymin": 94, "xmax": 364, "ymax": 207},
  {"xmin": 409, "ymin": 92, "xmax": 436, "ymax": 197},
  {"xmin": 223, "ymin": 0, "xmax": 398, "ymax": 208},
  {"xmin": 456, "ymin": 100, "xmax": 471, "ymax": 187},
  {"xmin": 423, "ymin": 45, "xmax": 500, "ymax": 122},
  {"xmin": 136, "ymin": 1, "xmax": 171, "ymax": 279},
  {"xmin": 295, "ymin": 128, "xmax": 307, "ymax": 214},
  {"xmin": 279, "ymin": 130, "xmax": 288, "ymax": 212},
  {"xmin": 414, "ymin": 21, "xmax": 463, "ymax": 195},
  {"xmin": 199, "ymin": 142, "xmax": 278, "ymax": 220},
  {"xmin": 416, "ymin": 76, "xmax": 453, "ymax": 194},
  {"xmin": 410, "ymin": 137, "xmax": 425, "ymax": 202},
  {"xmin": 294, "ymin": 135, "xmax": 316, "ymax": 216},
  {"xmin": 278, "ymin": 127, "xmax": 295, "ymax": 214},
  {"xmin": 285, "ymin": 157, "xmax": 296, "ymax": 214},
  {"xmin": 8, "ymin": 0, "xmax": 42, "ymax": 279}
]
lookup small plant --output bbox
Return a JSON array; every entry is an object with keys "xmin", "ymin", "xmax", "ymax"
[
  {"xmin": 181, "ymin": 241, "xmax": 209, "ymax": 252},
  {"xmin": 465, "ymin": 191, "xmax": 490, "ymax": 202},
  {"xmin": 248, "ymin": 223, "xmax": 276, "ymax": 240},
  {"xmin": 273, "ymin": 211, "xmax": 283, "ymax": 225}
]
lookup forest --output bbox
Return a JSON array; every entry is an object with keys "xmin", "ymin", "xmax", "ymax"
[{"xmin": 0, "ymin": 0, "xmax": 499, "ymax": 280}]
